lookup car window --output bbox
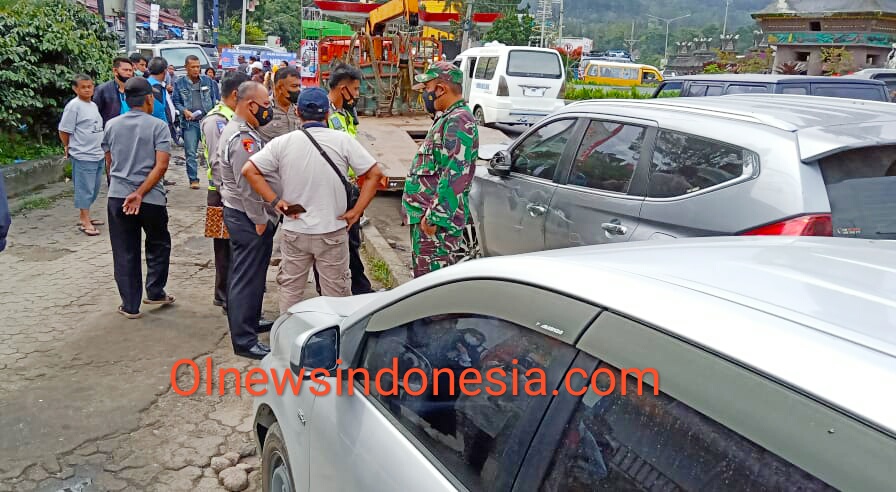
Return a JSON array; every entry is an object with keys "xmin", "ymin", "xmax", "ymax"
[
  {"xmin": 568, "ymin": 120, "xmax": 645, "ymax": 193},
  {"xmin": 507, "ymin": 50, "xmax": 563, "ymax": 79},
  {"xmin": 648, "ymin": 130, "xmax": 758, "ymax": 198},
  {"xmin": 540, "ymin": 363, "xmax": 835, "ymax": 491},
  {"xmin": 813, "ymin": 85, "xmax": 885, "ymax": 101},
  {"xmin": 818, "ymin": 145, "xmax": 896, "ymax": 239},
  {"xmin": 159, "ymin": 47, "xmax": 208, "ymax": 68},
  {"xmin": 684, "ymin": 84, "xmax": 708, "ymax": 97},
  {"xmin": 781, "ymin": 86, "xmax": 809, "ymax": 95},
  {"xmin": 705, "ymin": 85, "xmax": 723, "ymax": 96},
  {"xmin": 654, "ymin": 81, "xmax": 682, "ymax": 98},
  {"xmin": 726, "ymin": 84, "xmax": 769, "ymax": 94},
  {"xmin": 511, "ymin": 119, "xmax": 577, "ymax": 180},
  {"xmin": 360, "ymin": 314, "xmax": 576, "ymax": 491},
  {"xmin": 474, "ymin": 56, "xmax": 498, "ymax": 80}
]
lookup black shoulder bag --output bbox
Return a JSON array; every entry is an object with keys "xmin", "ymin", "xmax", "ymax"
[{"xmin": 300, "ymin": 127, "xmax": 360, "ymax": 211}]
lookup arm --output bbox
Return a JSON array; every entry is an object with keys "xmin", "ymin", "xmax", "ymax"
[
  {"xmin": 104, "ymin": 151, "xmax": 112, "ymax": 180},
  {"xmin": 242, "ymin": 161, "xmax": 289, "ymax": 215},
  {"xmin": 340, "ymin": 163, "xmax": 384, "ymax": 228},
  {"xmin": 426, "ymin": 118, "xmax": 478, "ymax": 230},
  {"xmin": 172, "ymin": 79, "xmax": 191, "ymax": 119},
  {"xmin": 58, "ymin": 131, "xmax": 70, "ymax": 158},
  {"xmin": 58, "ymin": 104, "xmax": 75, "ymax": 157},
  {"xmin": 229, "ymin": 140, "xmax": 270, "ymax": 230},
  {"xmin": 122, "ymin": 151, "xmax": 169, "ymax": 214}
]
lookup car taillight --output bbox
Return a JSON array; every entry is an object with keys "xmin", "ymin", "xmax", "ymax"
[
  {"xmin": 497, "ymin": 75, "xmax": 509, "ymax": 97},
  {"xmin": 558, "ymin": 77, "xmax": 567, "ymax": 98},
  {"xmin": 740, "ymin": 214, "xmax": 832, "ymax": 236}
]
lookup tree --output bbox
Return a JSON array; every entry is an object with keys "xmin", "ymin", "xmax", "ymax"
[
  {"xmin": 254, "ymin": 0, "xmax": 302, "ymax": 50},
  {"xmin": 483, "ymin": 9, "xmax": 535, "ymax": 46},
  {"xmin": 0, "ymin": 0, "xmax": 117, "ymax": 140}
]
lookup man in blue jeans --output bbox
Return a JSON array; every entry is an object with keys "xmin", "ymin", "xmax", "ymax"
[{"xmin": 173, "ymin": 54, "xmax": 216, "ymax": 189}]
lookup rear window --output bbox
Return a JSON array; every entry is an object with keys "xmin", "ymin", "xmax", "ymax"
[
  {"xmin": 474, "ymin": 56, "xmax": 498, "ymax": 80},
  {"xmin": 159, "ymin": 47, "xmax": 209, "ymax": 68},
  {"xmin": 726, "ymin": 84, "xmax": 769, "ymax": 94},
  {"xmin": 813, "ymin": 85, "xmax": 885, "ymax": 101},
  {"xmin": 819, "ymin": 146, "xmax": 896, "ymax": 239},
  {"xmin": 507, "ymin": 50, "xmax": 562, "ymax": 79}
]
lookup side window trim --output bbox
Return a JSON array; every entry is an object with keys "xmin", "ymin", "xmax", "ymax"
[{"xmin": 507, "ymin": 117, "xmax": 587, "ymax": 183}]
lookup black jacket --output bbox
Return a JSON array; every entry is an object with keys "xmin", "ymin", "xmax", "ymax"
[{"xmin": 93, "ymin": 80, "xmax": 123, "ymax": 127}]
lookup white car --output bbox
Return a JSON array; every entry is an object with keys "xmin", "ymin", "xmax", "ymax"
[{"xmin": 253, "ymin": 237, "xmax": 896, "ymax": 491}]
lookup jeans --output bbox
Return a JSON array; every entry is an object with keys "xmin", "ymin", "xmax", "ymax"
[
  {"xmin": 182, "ymin": 122, "xmax": 201, "ymax": 183},
  {"xmin": 107, "ymin": 198, "xmax": 171, "ymax": 314},
  {"xmin": 224, "ymin": 207, "xmax": 275, "ymax": 350},
  {"xmin": 71, "ymin": 158, "xmax": 104, "ymax": 210}
]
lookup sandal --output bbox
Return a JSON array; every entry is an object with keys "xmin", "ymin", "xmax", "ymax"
[
  {"xmin": 90, "ymin": 219, "xmax": 105, "ymax": 226},
  {"xmin": 118, "ymin": 306, "xmax": 143, "ymax": 319},
  {"xmin": 143, "ymin": 294, "xmax": 176, "ymax": 305},
  {"xmin": 78, "ymin": 225, "xmax": 100, "ymax": 237}
]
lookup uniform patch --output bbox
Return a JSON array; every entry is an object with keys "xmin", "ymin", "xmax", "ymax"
[
  {"xmin": 216, "ymin": 119, "xmax": 226, "ymax": 133},
  {"xmin": 444, "ymin": 138, "xmax": 458, "ymax": 152},
  {"xmin": 242, "ymin": 138, "xmax": 256, "ymax": 153}
]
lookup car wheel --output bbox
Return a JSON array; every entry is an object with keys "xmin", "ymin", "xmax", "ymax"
[
  {"xmin": 262, "ymin": 422, "xmax": 294, "ymax": 492},
  {"xmin": 474, "ymin": 106, "xmax": 492, "ymax": 128}
]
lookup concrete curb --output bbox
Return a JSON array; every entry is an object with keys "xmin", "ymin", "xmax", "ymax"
[
  {"xmin": 361, "ymin": 221, "xmax": 413, "ymax": 287},
  {"xmin": 2, "ymin": 155, "xmax": 67, "ymax": 199}
]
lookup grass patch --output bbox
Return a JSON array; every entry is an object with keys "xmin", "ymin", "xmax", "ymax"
[
  {"xmin": 11, "ymin": 190, "xmax": 71, "ymax": 215},
  {"xmin": 363, "ymin": 250, "xmax": 395, "ymax": 290},
  {"xmin": 0, "ymin": 133, "xmax": 63, "ymax": 166}
]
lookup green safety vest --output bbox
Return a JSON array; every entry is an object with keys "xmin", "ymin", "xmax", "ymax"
[
  {"xmin": 328, "ymin": 104, "xmax": 357, "ymax": 177},
  {"xmin": 203, "ymin": 103, "xmax": 236, "ymax": 191}
]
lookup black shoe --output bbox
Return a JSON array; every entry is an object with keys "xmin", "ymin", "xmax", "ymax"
[
  {"xmin": 257, "ymin": 318, "xmax": 275, "ymax": 333},
  {"xmin": 213, "ymin": 299, "xmax": 225, "ymax": 307},
  {"xmin": 234, "ymin": 343, "xmax": 270, "ymax": 360}
]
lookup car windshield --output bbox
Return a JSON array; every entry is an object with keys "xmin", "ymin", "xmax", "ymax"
[
  {"xmin": 818, "ymin": 145, "xmax": 896, "ymax": 239},
  {"xmin": 160, "ymin": 47, "xmax": 208, "ymax": 68},
  {"xmin": 507, "ymin": 50, "xmax": 562, "ymax": 79}
]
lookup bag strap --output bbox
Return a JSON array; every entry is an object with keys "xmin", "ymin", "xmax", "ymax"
[{"xmin": 300, "ymin": 127, "xmax": 352, "ymax": 194}]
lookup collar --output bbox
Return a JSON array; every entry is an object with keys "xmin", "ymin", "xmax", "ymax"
[
  {"xmin": 302, "ymin": 121, "xmax": 327, "ymax": 129},
  {"xmin": 433, "ymin": 99, "xmax": 467, "ymax": 124}
]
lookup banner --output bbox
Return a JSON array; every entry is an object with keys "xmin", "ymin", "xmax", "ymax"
[
  {"xmin": 260, "ymin": 52, "xmax": 297, "ymax": 66},
  {"xmin": 149, "ymin": 3, "xmax": 160, "ymax": 31},
  {"xmin": 220, "ymin": 48, "xmax": 258, "ymax": 69},
  {"xmin": 300, "ymin": 40, "xmax": 319, "ymax": 87}
]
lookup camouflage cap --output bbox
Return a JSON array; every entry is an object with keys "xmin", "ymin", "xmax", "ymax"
[{"xmin": 413, "ymin": 61, "xmax": 463, "ymax": 90}]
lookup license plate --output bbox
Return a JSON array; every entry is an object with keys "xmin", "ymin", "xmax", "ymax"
[{"xmin": 523, "ymin": 87, "xmax": 546, "ymax": 97}]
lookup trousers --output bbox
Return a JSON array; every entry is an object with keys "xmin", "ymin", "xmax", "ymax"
[{"xmin": 224, "ymin": 207, "xmax": 275, "ymax": 350}]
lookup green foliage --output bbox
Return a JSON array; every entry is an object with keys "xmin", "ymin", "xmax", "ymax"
[
  {"xmin": 16, "ymin": 195, "xmax": 54, "ymax": 212},
  {"xmin": 218, "ymin": 16, "xmax": 267, "ymax": 45},
  {"xmin": 483, "ymin": 8, "xmax": 535, "ymax": 46},
  {"xmin": 0, "ymin": 0, "xmax": 117, "ymax": 139},
  {"xmin": 565, "ymin": 86, "xmax": 654, "ymax": 100},
  {"xmin": 0, "ymin": 133, "xmax": 63, "ymax": 166},
  {"xmin": 703, "ymin": 63, "xmax": 725, "ymax": 74},
  {"xmin": 254, "ymin": 0, "xmax": 302, "ymax": 49}
]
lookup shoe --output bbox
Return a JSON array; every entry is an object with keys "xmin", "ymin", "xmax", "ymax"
[
  {"xmin": 213, "ymin": 299, "xmax": 225, "ymax": 307},
  {"xmin": 190, "ymin": 181, "xmax": 200, "ymax": 190},
  {"xmin": 234, "ymin": 342, "xmax": 271, "ymax": 360},
  {"xmin": 257, "ymin": 318, "xmax": 275, "ymax": 333},
  {"xmin": 359, "ymin": 216, "xmax": 370, "ymax": 228},
  {"xmin": 117, "ymin": 306, "xmax": 143, "ymax": 319}
]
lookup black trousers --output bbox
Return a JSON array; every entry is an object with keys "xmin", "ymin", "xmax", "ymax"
[
  {"xmin": 224, "ymin": 206, "xmax": 275, "ymax": 350},
  {"xmin": 313, "ymin": 220, "xmax": 372, "ymax": 295},
  {"xmin": 207, "ymin": 190, "xmax": 230, "ymax": 307},
  {"xmin": 107, "ymin": 198, "xmax": 171, "ymax": 314}
]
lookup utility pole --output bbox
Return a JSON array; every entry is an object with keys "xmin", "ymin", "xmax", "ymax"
[
  {"xmin": 461, "ymin": 1, "xmax": 474, "ymax": 51},
  {"xmin": 213, "ymin": 0, "xmax": 219, "ymax": 46},
  {"xmin": 624, "ymin": 21, "xmax": 638, "ymax": 57},
  {"xmin": 197, "ymin": 0, "xmax": 205, "ymax": 42},
  {"xmin": 126, "ymin": 0, "xmax": 136, "ymax": 53},
  {"xmin": 557, "ymin": 0, "xmax": 563, "ymax": 42},
  {"xmin": 647, "ymin": 13, "xmax": 691, "ymax": 66},
  {"xmin": 722, "ymin": 0, "xmax": 733, "ymax": 37},
  {"xmin": 539, "ymin": 0, "xmax": 549, "ymax": 47},
  {"xmin": 240, "ymin": 0, "xmax": 247, "ymax": 44}
]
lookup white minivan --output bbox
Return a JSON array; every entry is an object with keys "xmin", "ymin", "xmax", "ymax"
[{"xmin": 453, "ymin": 45, "xmax": 567, "ymax": 127}]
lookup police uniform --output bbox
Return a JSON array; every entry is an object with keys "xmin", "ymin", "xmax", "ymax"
[
  {"xmin": 402, "ymin": 63, "xmax": 480, "ymax": 278},
  {"xmin": 218, "ymin": 116, "xmax": 278, "ymax": 354},
  {"xmin": 256, "ymin": 99, "xmax": 299, "ymax": 143},
  {"xmin": 200, "ymin": 103, "xmax": 234, "ymax": 308}
]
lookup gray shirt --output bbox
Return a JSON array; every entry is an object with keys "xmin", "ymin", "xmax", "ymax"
[
  {"xmin": 58, "ymin": 98, "xmax": 104, "ymax": 161},
  {"xmin": 256, "ymin": 99, "xmax": 299, "ymax": 143},
  {"xmin": 201, "ymin": 112, "xmax": 229, "ymax": 187},
  {"xmin": 217, "ymin": 116, "xmax": 277, "ymax": 225},
  {"xmin": 101, "ymin": 110, "xmax": 172, "ymax": 206}
]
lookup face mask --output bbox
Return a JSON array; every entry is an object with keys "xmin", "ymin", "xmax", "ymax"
[
  {"xmin": 116, "ymin": 73, "xmax": 130, "ymax": 84},
  {"xmin": 342, "ymin": 89, "xmax": 356, "ymax": 111},
  {"xmin": 253, "ymin": 102, "xmax": 274, "ymax": 127},
  {"xmin": 287, "ymin": 90, "xmax": 300, "ymax": 104},
  {"xmin": 134, "ymin": 70, "xmax": 144, "ymax": 78},
  {"xmin": 423, "ymin": 87, "xmax": 442, "ymax": 115}
]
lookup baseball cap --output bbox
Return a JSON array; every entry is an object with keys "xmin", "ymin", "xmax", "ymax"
[
  {"xmin": 250, "ymin": 61, "xmax": 263, "ymax": 71},
  {"xmin": 413, "ymin": 61, "xmax": 463, "ymax": 90},
  {"xmin": 297, "ymin": 87, "xmax": 330, "ymax": 117},
  {"xmin": 124, "ymin": 77, "xmax": 153, "ymax": 98}
]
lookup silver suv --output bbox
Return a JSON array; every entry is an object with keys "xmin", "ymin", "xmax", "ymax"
[{"xmin": 471, "ymin": 94, "xmax": 896, "ymax": 256}]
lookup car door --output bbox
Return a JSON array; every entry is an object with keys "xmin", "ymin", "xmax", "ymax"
[
  {"xmin": 475, "ymin": 117, "xmax": 582, "ymax": 256},
  {"xmin": 545, "ymin": 117, "xmax": 654, "ymax": 250},
  {"xmin": 308, "ymin": 279, "xmax": 599, "ymax": 491}
]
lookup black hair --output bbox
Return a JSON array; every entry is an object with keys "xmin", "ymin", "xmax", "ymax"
[
  {"xmin": 113, "ymin": 57, "xmax": 133, "ymax": 69},
  {"xmin": 185, "ymin": 54, "xmax": 200, "ymax": 65},
  {"xmin": 128, "ymin": 52, "xmax": 147, "ymax": 65},
  {"xmin": 221, "ymin": 71, "xmax": 249, "ymax": 98},
  {"xmin": 299, "ymin": 110, "xmax": 327, "ymax": 122},
  {"xmin": 147, "ymin": 56, "xmax": 168, "ymax": 75},
  {"xmin": 249, "ymin": 56, "xmax": 258, "ymax": 62},
  {"xmin": 125, "ymin": 94, "xmax": 151, "ymax": 109},
  {"xmin": 274, "ymin": 66, "xmax": 300, "ymax": 83},
  {"xmin": 328, "ymin": 63, "xmax": 363, "ymax": 89},
  {"xmin": 71, "ymin": 73, "xmax": 93, "ymax": 87}
]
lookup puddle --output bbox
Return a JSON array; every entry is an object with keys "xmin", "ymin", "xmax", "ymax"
[{"xmin": 11, "ymin": 245, "xmax": 74, "ymax": 262}]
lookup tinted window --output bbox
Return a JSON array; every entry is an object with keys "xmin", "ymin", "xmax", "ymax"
[
  {"xmin": 814, "ymin": 85, "xmax": 886, "ymax": 101},
  {"xmin": 726, "ymin": 84, "xmax": 769, "ymax": 94},
  {"xmin": 684, "ymin": 84, "xmax": 708, "ymax": 97},
  {"xmin": 511, "ymin": 119, "xmax": 577, "ymax": 179},
  {"xmin": 540, "ymin": 364, "xmax": 835, "ymax": 491},
  {"xmin": 819, "ymin": 145, "xmax": 896, "ymax": 239},
  {"xmin": 648, "ymin": 130, "xmax": 758, "ymax": 198},
  {"xmin": 569, "ymin": 120, "xmax": 646, "ymax": 193},
  {"xmin": 474, "ymin": 56, "xmax": 498, "ymax": 80},
  {"xmin": 654, "ymin": 81, "xmax": 682, "ymax": 98},
  {"xmin": 160, "ymin": 47, "xmax": 209, "ymax": 68},
  {"xmin": 706, "ymin": 85, "xmax": 723, "ymax": 96},
  {"xmin": 507, "ymin": 50, "xmax": 562, "ymax": 78},
  {"xmin": 361, "ymin": 314, "xmax": 575, "ymax": 491},
  {"xmin": 594, "ymin": 66, "xmax": 638, "ymax": 80},
  {"xmin": 781, "ymin": 86, "xmax": 809, "ymax": 95}
]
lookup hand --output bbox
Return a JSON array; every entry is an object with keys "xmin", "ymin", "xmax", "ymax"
[
  {"xmin": 420, "ymin": 218, "xmax": 438, "ymax": 237},
  {"xmin": 64, "ymin": 147, "xmax": 69, "ymax": 159},
  {"xmin": 274, "ymin": 200, "xmax": 300, "ymax": 219},
  {"xmin": 339, "ymin": 208, "xmax": 363, "ymax": 229},
  {"xmin": 122, "ymin": 192, "xmax": 142, "ymax": 215},
  {"xmin": 255, "ymin": 223, "xmax": 267, "ymax": 236},
  {"xmin": 183, "ymin": 110, "xmax": 194, "ymax": 120}
]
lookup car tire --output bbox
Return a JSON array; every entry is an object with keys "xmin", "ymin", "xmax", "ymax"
[
  {"xmin": 474, "ymin": 106, "xmax": 493, "ymax": 128},
  {"xmin": 262, "ymin": 422, "xmax": 294, "ymax": 492}
]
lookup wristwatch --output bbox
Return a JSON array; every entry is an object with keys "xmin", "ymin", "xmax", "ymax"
[{"xmin": 270, "ymin": 195, "xmax": 281, "ymax": 207}]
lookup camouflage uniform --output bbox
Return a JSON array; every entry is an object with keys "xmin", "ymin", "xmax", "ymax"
[{"xmin": 402, "ymin": 63, "xmax": 479, "ymax": 278}]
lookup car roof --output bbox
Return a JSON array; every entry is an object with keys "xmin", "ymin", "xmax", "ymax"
[
  {"xmin": 666, "ymin": 73, "xmax": 886, "ymax": 85},
  {"xmin": 367, "ymin": 237, "xmax": 896, "ymax": 434}
]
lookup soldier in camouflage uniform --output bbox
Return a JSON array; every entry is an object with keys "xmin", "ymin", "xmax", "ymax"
[{"xmin": 402, "ymin": 62, "xmax": 479, "ymax": 278}]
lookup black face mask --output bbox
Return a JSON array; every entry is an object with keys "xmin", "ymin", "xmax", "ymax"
[
  {"xmin": 342, "ymin": 89, "xmax": 356, "ymax": 112},
  {"xmin": 287, "ymin": 89, "xmax": 300, "ymax": 104},
  {"xmin": 116, "ymin": 73, "xmax": 130, "ymax": 84},
  {"xmin": 253, "ymin": 102, "xmax": 274, "ymax": 127},
  {"xmin": 423, "ymin": 88, "xmax": 442, "ymax": 115}
]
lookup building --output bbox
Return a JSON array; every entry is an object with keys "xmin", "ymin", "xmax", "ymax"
[{"xmin": 753, "ymin": 0, "xmax": 896, "ymax": 75}]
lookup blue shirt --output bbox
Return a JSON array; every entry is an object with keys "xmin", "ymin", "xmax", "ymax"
[
  {"xmin": 118, "ymin": 93, "xmax": 130, "ymax": 114},
  {"xmin": 147, "ymin": 77, "xmax": 169, "ymax": 123}
]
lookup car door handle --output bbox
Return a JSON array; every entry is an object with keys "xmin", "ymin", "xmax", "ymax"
[
  {"xmin": 526, "ymin": 204, "xmax": 548, "ymax": 217},
  {"xmin": 601, "ymin": 222, "xmax": 628, "ymax": 235}
]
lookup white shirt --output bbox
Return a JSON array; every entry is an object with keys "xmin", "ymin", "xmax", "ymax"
[{"xmin": 249, "ymin": 126, "xmax": 376, "ymax": 234}]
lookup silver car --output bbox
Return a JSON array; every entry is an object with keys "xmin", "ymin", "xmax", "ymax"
[
  {"xmin": 470, "ymin": 94, "xmax": 896, "ymax": 257},
  {"xmin": 253, "ymin": 237, "xmax": 896, "ymax": 491}
]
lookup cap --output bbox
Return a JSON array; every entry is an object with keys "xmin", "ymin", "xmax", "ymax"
[
  {"xmin": 250, "ymin": 61, "xmax": 263, "ymax": 71},
  {"xmin": 298, "ymin": 87, "xmax": 330, "ymax": 116},
  {"xmin": 124, "ymin": 77, "xmax": 153, "ymax": 98},
  {"xmin": 413, "ymin": 61, "xmax": 462, "ymax": 90}
]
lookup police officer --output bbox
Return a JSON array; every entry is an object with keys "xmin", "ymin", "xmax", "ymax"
[
  {"xmin": 256, "ymin": 66, "xmax": 301, "ymax": 143},
  {"xmin": 201, "ymin": 71, "xmax": 248, "ymax": 312},
  {"xmin": 218, "ymin": 81, "xmax": 279, "ymax": 360},
  {"xmin": 403, "ymin": 62, "xmax": 480, "ymax": 278}
]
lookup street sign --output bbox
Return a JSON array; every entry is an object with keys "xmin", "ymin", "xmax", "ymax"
[
  {"xmin": 149, "ymin": 3, "xmax": 160, "ymax": 31},
  {"xmin": 461, "ymin": 19, "xmax": 473, "ymax": 32}
]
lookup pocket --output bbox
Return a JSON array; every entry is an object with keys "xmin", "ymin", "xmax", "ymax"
[{"xmin": 322, "ymin": 232, "xmax": 347, "ymax": 246}]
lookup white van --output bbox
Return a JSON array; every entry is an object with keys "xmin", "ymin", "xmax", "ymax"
[{"xmin": 453, "ymin": 45, "xmax": 566, "ymax": 126}]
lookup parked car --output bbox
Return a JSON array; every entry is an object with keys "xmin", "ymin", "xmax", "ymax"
[
  {"xmin": 581, "ymin": 61, "xmax": 663, "ymax": 86},
  {"xmin": 253, "ymin": 237, "xmax": 896, "ymax": 491},
  {"xmin": 845, "ymin": 68, "xmax": 896, "ymax": 96},
  {"xmin": 133, "ymin": 43, "xmax": 212, "ymax": 78},
  {"xmin": 160, "ymin": 39, "xmax": 219, "ymax": 69},
  {"xmin": 470, "ymin": 94, "xmax": 896, "ymax": 257},
  {"xmin": 652, "ymin": 74, "xmax": 889, "ymax": 101},
  {"xmin": 453, "ymin": 45, "xmax": 566, "ymax": 127}
]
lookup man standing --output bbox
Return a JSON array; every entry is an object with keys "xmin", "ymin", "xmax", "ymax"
[
  {"xmin": 173, "ymin": 55, "xmax": 217, "ymax": 189},
  {"xmin": 218, "ymin": 81, "xmax": 276, "ymax": 359},
  {"xmin": 249, "ymin": 61, "xmax": 265, "ymax": 84},
  {"xmin": 129, "ymin": 53, "xmax": 148, "ymax": 77},
  {"xmin": 146, "ymin": 57, "xmax": 171, "ymax": 124},
  {"xmin": 201, "ymin": 71, "xmax": 248, "ymax": 311},
  {"xmin": 0, "ymin": 172, "xmax": 9, "ymax": 253},
  {"xmin": 403, "ymin": 62, "xmax": 479, "ymax": 278},
  {"xmin": 256, "ymin": 67, "xmax": 300, "ymax": 143},
  {"xmin": 93, "ymin": 57, "xmax": 134, "ymax": 127},
  {"xmin": 59, "ymin": 74, "xmax": 105, "ymax": 237},
  {"xmin": 243, "ymin": 88, "xmax": 384, "ymax": 312},
  {"xmin": 237, "ymin": 55, "xmax": 248, "ymax": 74},
  {"xmin": 102, "ymin": 78, "xmax": 175, "ymax": 319}
]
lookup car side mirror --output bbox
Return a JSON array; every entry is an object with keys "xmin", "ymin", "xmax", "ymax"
[
  {"xmin": 487, "ymin": 150, "xmax": 512, "ymax": 177},
  {"xmin": 289, "ymin": 325, "xmax": 340, "ymax": 377}
]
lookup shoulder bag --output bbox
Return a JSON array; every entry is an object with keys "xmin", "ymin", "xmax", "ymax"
[{"xmin": 300, "ymin": 127, "xmax": 360, "ymax": 211}]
